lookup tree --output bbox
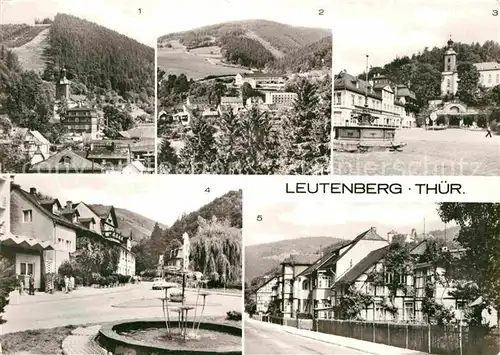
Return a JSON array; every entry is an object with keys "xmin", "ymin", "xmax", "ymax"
[
  {"xmin": 0, "ymin": 256, "xmax": 16, "ymax": 324},
  {"xmin": 157, "ymin": 138, "xmax": 179, "ymax": 173},
  {"xmin": 177, "ymin": 116, "xmax": 217, "ymax": 174},
  {"xmin": 0, "ymin": 138, "xmax": 31, "ymax": 173},
  {"xmin": 189, "ymin": 216, "xmax": 241, "ymax": 284},
  {"xmin": 437, "ymin": 202, "xmax": 500, "ymax": 330},
  {"xmin": 5, "ymin": 70, "xmax": 54, "ymax": 132},
  {"xmin": 103, "ymin": 105, "xmax": 134, "ymax": 138},
  {"xmin": 456, "ymin": 62, "xmax": 480, "ymax": 105}
]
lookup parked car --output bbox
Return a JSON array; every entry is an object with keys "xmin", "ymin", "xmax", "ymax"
[{"xmin": 152, "ymin": 277, "xmax": 166, "ymax": 290}]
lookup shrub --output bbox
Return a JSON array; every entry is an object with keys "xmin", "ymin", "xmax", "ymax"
[{"xmin": 226, "ymin": 311, "xmax": 242, "ymax": 321}]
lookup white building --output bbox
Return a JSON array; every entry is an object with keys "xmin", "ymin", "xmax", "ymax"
[
  {"xmin": 333, "ymin": 71, "xmax": 416, "ymax": 129},
  {"xmin": 441, "ymin": 37, "xmax": 500, "ymax": 96},
  {"xmin": 264, "ymin": 92, "xmax": 297, "ymax": 108},
  {"xmin": 235, "ymin": 72, "xmax": 287, "ymax": 91},
  {"xmin": 255, "ymin": 276, "xmax": 279, "ymax": 314}
]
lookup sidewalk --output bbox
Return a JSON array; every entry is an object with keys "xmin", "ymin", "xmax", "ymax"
[
  {"xmin": 282, "ymin": 325, "xmax": 429, "ymax": 355},
  {"xmin": 8, "ymin": 284, "xmax": 140, "ymax": 305},
  {"xmin": 185, "ymin": 287, "xmax": 241, "ymax": 297}
]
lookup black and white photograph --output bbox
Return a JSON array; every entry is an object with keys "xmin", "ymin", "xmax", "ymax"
[
  {"xmin": 156, "ymin": 0, "xmax": 332, "ymax": 175},
  {"xmin": 0, "ymin": 0, "xmax": 155, "ymax": 174},
  {"xmin": 0, "ymin": 174, "xmax": 243, "ymax": 354},
  {"xmin": 331, "ymin": 0, "xmax": 500, "ymax": 176},
  {"xmin": 244, "ymin": 198, "xmax": 500, "ymax": 355}
]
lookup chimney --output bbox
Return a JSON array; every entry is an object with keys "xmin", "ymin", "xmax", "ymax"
[
  {"xmin": 370, "ymin": 226, "xmax": 377, "ymax": 233},
  {"xmin": 10, "ymin": 175, "xmax": 14, "ymax": 184},
  {"xmin": 387, "ymin": 231, "xmax": 393, "ymax": 244},
  {"xmin": 66, "ymin": 200, "xmax": 72, "ymax": 209},
  {"xmin": 30, "ymin": 187, "xmax": 37, "ymax": 195}
]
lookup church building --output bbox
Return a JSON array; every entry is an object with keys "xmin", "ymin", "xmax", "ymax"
[{"xmin": 441, "ymin": 37, "xmax": 500, "ymax": 96}]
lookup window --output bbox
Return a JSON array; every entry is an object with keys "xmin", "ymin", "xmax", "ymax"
[
  {"xmin": 351, "ymin": 94, "xmax": 355, "ymax": 105},
  {"xmin": 302, "ymin": 280, "xmax": 309, "ymax": 290},
  {"xmin": 488, "ymin": 74, "xmax": 492, "ymax": 84},
  {"xmin": 318, "ymin": 274, "xmax": 332, "ymax": 288},
  {"xmin": 404, "ymin": 302, "xmax": 414, "ymax": 321},
  {"xmin": 23, "ymin": 210, "xmax": 33, "ymax": 223},
  {"xmin": 20, "ymin": 262, "xmax": 34, "ymax": 276},
  {"xmin": 497, "ymin": 74, "xmax": 500, "ymax": 84},
  {"xmin": 447, "ymin": 79, "xmax": 451, "ymax": 88},
  {"xmin": 334, "ymin": 93, "xmax": 342, "ymax": 105}
]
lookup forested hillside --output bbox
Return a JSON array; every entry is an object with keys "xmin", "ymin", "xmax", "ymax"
[
  {"xmin": 42, "ymin": 14, "xmax": 154, "ymax": 98},
  {"xmin": 159, "ymin": 20, "xmax": 330, "ymax": 70},
  {"xmin": 266, "ymin": 35, "xmax": 332, "ymax": 73},
  {"xmin": 132, "ymin": 190, "xmax": 243, "ymax": 275},
  {"xmin": 359, "ymin": 40, "xmax": 500, "ymax": 111}
]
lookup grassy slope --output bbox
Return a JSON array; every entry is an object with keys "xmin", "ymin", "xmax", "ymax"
[
  {"xmin": 114, "ymin": 208, "xmax": 168, "ymax": 244},
  {"xmin": 245, "ymin": 236, "xmax": 345, "ymax": 283},
  {"xmin": 0, "ymin": 24, "xmax": 49, "ymax": 48}
]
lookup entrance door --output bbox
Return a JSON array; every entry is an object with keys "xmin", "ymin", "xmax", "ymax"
[{"xmin": 20, "ymin": 262, "xmax": 35, "ymax": 288}]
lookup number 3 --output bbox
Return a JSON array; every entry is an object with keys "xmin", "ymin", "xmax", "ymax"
[{"xmin": 493, "ymin": 9, "xmax": 498, "ymax": 16}]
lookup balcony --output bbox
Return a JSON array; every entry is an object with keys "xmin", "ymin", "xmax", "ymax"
[{"xmin": 102, "ymin": 229, "xmax": 123, "ymax": 242}]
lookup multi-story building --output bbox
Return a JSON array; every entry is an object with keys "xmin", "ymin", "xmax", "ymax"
[
  {"xmin": 280, "ymin": 255, "xmax": 320, "ymax": 318},
  {"xmin": 62, "ymin": 104, "xmax": 99, "ymax": 140},
  {"xmin": 235, "ymin": 72, "xmax": 287, "ymax": 91},
  {"xmin": 333, "ymin": 71, "xmax": 416, "ymax": 129},
  {"xmin": 295, "ymin": 227, "xmax": 389, "ymax": 319},
  {"xmin": 264, "ymin": 92, "xmax": 297, "ymax": 108},
  {"xmin": 7, "ymin": 183, "xmax": 94, "ymax": 289},
  {"xmin": 331, "ymin": 238, "xmax": 497, "ymax": 326},
  {"xmin": 441, "ymin": 37, "xmax": 500, "ymax": 96},
  {"xmin": 75, "ymin": 203, "xmax": 135, "ymax": 276},
  {"xmin": 11, "ymin": 128, "xmax": 51, "ymax": 165}
]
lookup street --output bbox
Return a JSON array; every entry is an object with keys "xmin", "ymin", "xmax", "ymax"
[
  {"xmin": 1, "ymin": 282, "xmax": 241, "ymax": 334},
  {"xmin": 245, "ymin": 318, "xmax": 366, "ymax": 355}
]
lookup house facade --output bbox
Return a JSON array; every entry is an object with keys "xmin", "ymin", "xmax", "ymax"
[
  {"xmin": 81, "ymin": 204, "xmax": 135, "ymax": 276},
  {"xmin": 255, "ymin": 276, "xmax": 279, "ymax": 314},
  {"xmin": 62, "ymin": 105, "xmax": 99, "ymax": 140},
  {"xmin": 333, "ymin": 71, "xmax": 416, "ymax": 129}
]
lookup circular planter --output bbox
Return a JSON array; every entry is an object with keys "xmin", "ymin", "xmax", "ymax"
[{"xmin": 97, "ymin": 318, "xmax": 242, "ymax": 355}]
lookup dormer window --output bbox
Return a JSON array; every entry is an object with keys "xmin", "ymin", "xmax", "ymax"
[
  {"xmin": 61, "ymin": 156, "xmax": 71, "ymax": 164},
  {"xmin": 73, "ymin": 214, "xmax": 78, "ymax": 223}
]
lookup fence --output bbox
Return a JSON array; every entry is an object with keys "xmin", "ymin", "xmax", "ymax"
[{"xmin": 257, "ymin": 316, "xmax": 500, "ymax": 355}]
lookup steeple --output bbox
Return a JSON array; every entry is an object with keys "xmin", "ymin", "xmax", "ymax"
[
  {"xmin": 56, "ymin": 67, "xmax": 70, "ymax": 100},
  {"xmin": 447, "ymin": 34, "xmax": 454, "ymax": 48}
]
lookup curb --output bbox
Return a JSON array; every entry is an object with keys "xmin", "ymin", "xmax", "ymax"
[
  {"xmin": 9, "ymin": 285, "xmax": 141, "ymax": 306},
  {"xmin": 282, "ymin": 327, "xmax": 380, "ymax": 355}
]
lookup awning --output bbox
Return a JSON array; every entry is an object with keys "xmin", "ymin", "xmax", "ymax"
[{"xmin": 0, "ymin": 234, "xmax": 54, "ymax": 251}]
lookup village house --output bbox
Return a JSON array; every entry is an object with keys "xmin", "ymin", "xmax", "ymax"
[
  {"xmin": 4, "ymin": 183, "xmax": 98, "ymax": 290},
  {"xmin": 330, "ymin": 237, "xmax": 497, "ymax": 326},
  {"xmin": 29, "ymin": 149, "xmax": 103, "ymax": 174},
  {"xmin": 279, "ymin": 254, "xmax": 320, "ymax": 318},
  {"xmin": 10, "ymin": 128, "xmax": 51, "ymax": 165},
  {"xmin": 294, "ymin": 228, "xmax": 389, "ymax": 319},
  {"xmin": 264, "ymin": 92, "xmax": 297, "ymax": 108},
  {"xmin": 61, "ymin": 104, "xmax": 99, "ymax": 140},
  {"xmin": 255, "ymin": 275, "xmax": 279, "ymax": 314},
  {"xmin": 333, "ymin": 71, "xmax": 416, "ymax": 129},
  {"xmin": 74, "ymin": 203, "xmax": 135, "ymax": 276}
]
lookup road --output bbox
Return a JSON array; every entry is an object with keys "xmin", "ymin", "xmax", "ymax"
[
  {"xmin": 2, "ymin": 282, "xmax": 241, "ymax": 334},
  {"xmin": 245, "ymin": 318, "xmax": 366, "ymax": 355}
]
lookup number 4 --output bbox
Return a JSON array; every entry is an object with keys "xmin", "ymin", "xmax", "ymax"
[{"xmin": 205, "ymin": 187, "xmax": 210, "ymax": 193}]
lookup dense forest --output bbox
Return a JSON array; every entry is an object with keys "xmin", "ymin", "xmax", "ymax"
[
  {"xmin": 42, "ymin": 14, "xmax": 154, "ymax": 99},
  {"xmin": 132, "ymin": 190, "xmax": 242, "ymax": 278},
  {"xmin": 219, "ymin": 34, "xmax": 275, "ymax": 69},
  {"xmin": 358, "ymin": 40, "xmax": 500, "ymax": 112},
  {"xmin": 157, "ymin": 72, "xmax": 332, "ymax": 175},
  {"xmin": 266, "ymin": 35, "xmax": 332, "ymax": 73}
]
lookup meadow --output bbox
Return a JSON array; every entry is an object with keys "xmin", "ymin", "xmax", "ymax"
[
  {"xmin": 157, "ymin": 47, "xmax": 250, "ymax": 80},
  {"xmin": 332, "ymin": 128, "xmax": 500, "ymax": 175}
]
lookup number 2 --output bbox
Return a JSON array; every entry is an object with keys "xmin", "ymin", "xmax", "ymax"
[{"xmin": 319, "ymin": 9, "xmax": 325, "ymax": 15}]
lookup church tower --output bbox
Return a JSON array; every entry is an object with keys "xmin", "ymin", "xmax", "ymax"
[
  {"xmin": 443, "ymin": 37, "xmax": 457, "ymax": 72},
  {"xmin": 441, "ymin": 36, "xmax": 458, "ymax": 96},
  {"xmin": 55, "ymin": 68, "xmax": 70, "ymax": 101}
]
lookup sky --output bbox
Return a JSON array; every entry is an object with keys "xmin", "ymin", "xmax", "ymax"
[
  {"xmin": 12, "ymin": 175, "xmax": 241, "ymax": 227},
  {"xmin": 152, "ymin": 0, "xmax": 332, "ymax": 35},
  {"xmin": 333, "ymin": 0, "xmax": 500, "ymax": 74},
  {"xmin": 244, "ymin": 200, "xmax": 452, "ymax": 246},
  {"xmin": 0, "ymin": 0, "xmax": 156, "ymax": 46}
]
